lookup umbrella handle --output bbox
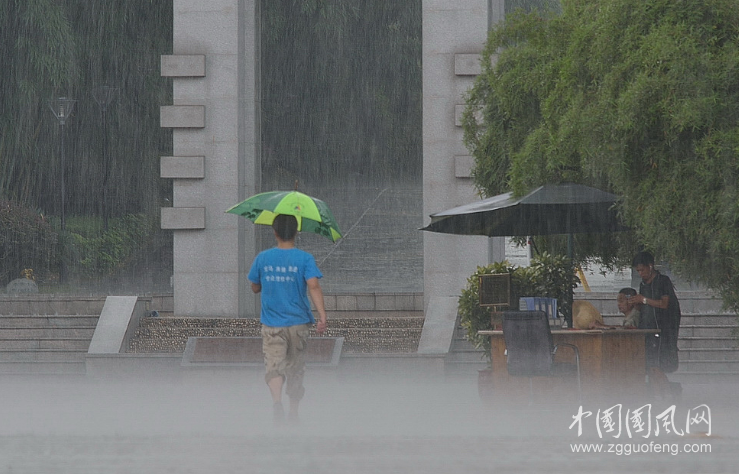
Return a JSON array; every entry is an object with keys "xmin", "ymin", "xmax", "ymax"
[{"xmin": 294, "ymin": 180, "xmax": 299, "ymax": 191}]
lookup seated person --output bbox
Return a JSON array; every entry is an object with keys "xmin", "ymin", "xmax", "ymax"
[
  {"xmin": 573, "ymin": 292, "xmax": 640, "ymax": 330},
  {"xmin": 617, "ymin": 287, "xmax": 640, "ymax": 328}
]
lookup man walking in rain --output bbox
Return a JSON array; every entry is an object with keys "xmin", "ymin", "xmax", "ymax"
[{"xmin": 248, "ymin": 214, "xmax": 328, "ymax": 425}]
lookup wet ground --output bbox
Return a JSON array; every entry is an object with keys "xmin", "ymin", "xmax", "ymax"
[{"xmin": 1, "ymin": 368, "xmax": 736, "ymax": 473}]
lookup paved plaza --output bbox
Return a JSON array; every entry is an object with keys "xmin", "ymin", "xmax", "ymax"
[{"xmin": 1, "ymin": 366, "xmax": 736, "ymax": 473}]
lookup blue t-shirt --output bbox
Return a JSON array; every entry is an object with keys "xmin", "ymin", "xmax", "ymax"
[{"xmin": 248, "ymin": 247, "xmax": 323, "ymax": 327}]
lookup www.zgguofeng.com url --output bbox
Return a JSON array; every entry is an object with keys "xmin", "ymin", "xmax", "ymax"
[{"xmin": 571, "ymin": 442, "xmax": 712, "ymax": 456}]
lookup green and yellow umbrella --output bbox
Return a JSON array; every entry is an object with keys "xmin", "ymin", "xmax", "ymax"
[{"xmin": 226, "ymin": 189, "xmax": 342, "ymax": 242}]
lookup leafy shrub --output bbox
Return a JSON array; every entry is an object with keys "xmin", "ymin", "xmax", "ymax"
[
  {"xmin": 0, "ymin": 200, "xmax": 57, "ymax": 286},
  {"xmin": 458, "ymin": 253, "xmax": 579, "ymax": 363},
  {"xmin": 66, "ymin": 214, "xmax": 157, "ymax": 280}
]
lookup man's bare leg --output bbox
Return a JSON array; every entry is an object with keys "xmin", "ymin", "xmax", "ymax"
[
  {"xmin": 267, "ymin": 376, "xmax": 285, "ymax": 424},
  {"xmin": 288, "ymin": 397, "xmax": 300, "ymax": 422},
  {"xmin": 267, "ymin": 375, "xmax": 283, "ymax": 403}
]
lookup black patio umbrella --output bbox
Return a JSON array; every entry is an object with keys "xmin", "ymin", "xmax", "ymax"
[
  {"xmin": 421, "ymin": 183, "xmax": 629, "ymax": 327},
  {"xmin": 421, "ymin": 183, "xmax": 628, "ymax": 238}
]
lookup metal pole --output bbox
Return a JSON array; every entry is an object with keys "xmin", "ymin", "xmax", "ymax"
[
  {"xmin": 48, "ymin": 97, "xmax": 76, "ymax": 285},
  {"xmin": 566, "ymin": 232, "xmax": 574, "ymax": 328},
  {"xmin": 60, "ymin": 121, "xmax": 67, "ymax": 284},
  {"xmin": 101, "ymin": 107, "xmax": 109, "ymax": 231},
  {"xmin": 60, "ymin": 122, "xmax": 66, "ymax": 232}
]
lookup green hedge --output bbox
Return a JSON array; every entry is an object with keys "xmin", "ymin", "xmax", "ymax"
[{"xmin": 65, "ymin": 214, "xmax": 157, "ymax": 280}]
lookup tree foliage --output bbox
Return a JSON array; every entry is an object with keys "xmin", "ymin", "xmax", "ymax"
[
  {"xmin": 463, "ymin": 0, "xmax": 739, "ymax": 311},
  {"xmin": 0, "ymin": 0, "xmax": 172, "ymax": 217},
  {"xmin": 0, "ymin": 1, "xmax": 173, "ymax": 289}
]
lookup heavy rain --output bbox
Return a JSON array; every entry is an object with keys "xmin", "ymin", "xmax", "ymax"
[{"xmin": 1, "ymin": 0, "xmax": 739, "ymax": 473}]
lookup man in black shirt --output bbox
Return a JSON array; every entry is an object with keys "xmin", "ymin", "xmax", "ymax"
[{"xmin": 629, "ymin": 251, "xmax": 682, "ymax": 398}]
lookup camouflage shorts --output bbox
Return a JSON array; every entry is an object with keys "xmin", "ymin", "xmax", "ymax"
[{"xmin": 261, "ymin": 324, "xmax": 310, "ymax": 400}]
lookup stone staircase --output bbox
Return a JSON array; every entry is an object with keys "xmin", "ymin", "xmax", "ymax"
[
  {"xmin": 675, "ymin": 313, "xmax": 739, "ymax": 378},
  {"xmin": 0, "ymin": 314, "xmax": 99, "ymax": 374},
  {"xmin": 600, "ymin": 312, "xmax": 739, "ymax": 379}
]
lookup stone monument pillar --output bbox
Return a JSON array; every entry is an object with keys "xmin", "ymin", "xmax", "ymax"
[
  {"xmin": 422, "ymin": 0, "xmax": 505, "ymax": 307},
  {"xmin": 160, "ymin": 0, "xmax": 260, "ymax": 317}
]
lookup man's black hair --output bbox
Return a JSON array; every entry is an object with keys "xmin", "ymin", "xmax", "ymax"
[
  {"xmin": 632, "ymin": 251, "xmax": 655, "ymax": 267},
  {"xmin": 273, "ymin": 214, "xmax": 298, "ymax": 240},
  {"xmin": 619, "ymin": 287, "xmax": 637, "ymax": 297}
]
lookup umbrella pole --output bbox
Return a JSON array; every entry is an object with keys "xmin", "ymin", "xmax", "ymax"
[{"xmin": 565, "ymin": 233, "xmax": 574, "ymax": 328}]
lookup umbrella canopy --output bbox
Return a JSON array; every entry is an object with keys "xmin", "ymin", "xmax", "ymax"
[
  {"xmin": 422, "ymin": 183, "xmax": 628, "ymax": 328},
  {"xmin": 421, "ymin": 183, "xmax": 628, "ymax": 237},
  {"xmin": 226, "ymin": 190, "xmax": 342, "ymax": 242}
]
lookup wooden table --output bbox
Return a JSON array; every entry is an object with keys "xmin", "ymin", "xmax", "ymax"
[{"xmin": 478, "ymin": 329, "xmax": 658, "ymax": 400}]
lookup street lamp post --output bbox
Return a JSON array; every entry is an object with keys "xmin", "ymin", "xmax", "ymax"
[
  {"xmin": 93, "ymin": 86, "xmax": 118, "ymax": 231},
  {"xmin": 49, "ymin": 97, "xmax": 76, "ymax": 284}
]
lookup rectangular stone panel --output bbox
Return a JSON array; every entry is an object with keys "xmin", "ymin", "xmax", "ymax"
[
  {"xmin": 160, "ymin": 105, "xmax": 205, "ymax": 128},
  {"xmin": 454, "ymin": 155, "xmax": 474, "ymax": 178},
  {"xmin": 161, "ymin": 207, "xmax": 205, "ymax": 229},
  {"xmin": 161, "ymin": 54, "xmax": 206, "ymax": 77},
  {"xmin": 454, "ymin": 53, "xmax": 482, "ymax": 76},
  {"xmin": 161, "ymin": 156, "xmax": 205, "ymax": 179},
  {"xmin": 455, "ymin": 104, "xmax": 483, "ymax": 127}
]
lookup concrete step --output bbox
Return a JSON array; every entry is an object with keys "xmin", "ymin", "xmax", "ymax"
[
  {"xmin": 677, "ymin": 359, "xmax": 739, "ymax": 373},
  {"xmin": 450, "ymin": 339, "xmax": 483, "ymax": 354},
  {"xmin": 678, "ymin": 347, "xmax": 739, "ymax": 360},
  {"xmin": 0, "ymin": 349, "xmax": 88, "ymax": 363},
  {"xmin": 0, "ymin": 315, "xmax": 99, "ymax": 328},
  {"xmin": 0, "ymin": 328, "xmax": 96, "ymax": 339},
  {"xmin": 0, "ymin": 295, "xmax": 107, "ymax": 316},
  {"xmin": 669, "ymin": 370, "xmax": 739, "ymax": 383},
  {"xmin": 443, "ymin": 360, "xmax": 488, "ymax": 379},
  {"xmin": 679, "ymin": 324, "xmax": 739, "ymax": 343},
  {"xmin": 0, "ymin": 361, "xmax": 86, "ymax": 375},
  {"xmin": 445, "ymin": 351, "xmax": 487, "ymax": 365},
  {"xmin": 680, "ymin": 314, "xmax": 738, "ymax": 324},
  {"xmin": 678, "ymin": 336, "xmax": 738, "ymax": 349},
  {"xmin": 0, "ymin": 339, "xmax": 92, "ymax": 351}
]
